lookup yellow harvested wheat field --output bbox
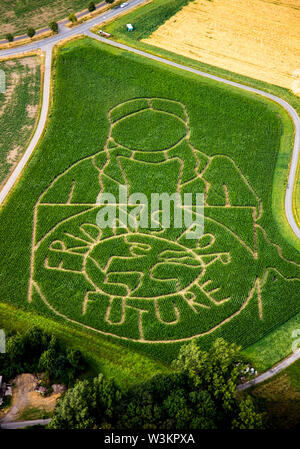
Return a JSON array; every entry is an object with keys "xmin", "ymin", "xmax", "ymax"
[{"xmin": 143, "ymin": 0, "xmax": 300, "ymax": 93}]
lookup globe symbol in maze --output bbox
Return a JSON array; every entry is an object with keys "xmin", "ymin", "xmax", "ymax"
[
  {"xmin": 29, "ymin": 98, "xmax": 300, "ymax": 343},
  {"xmin": 83, "ymin": 234, "xmax": 205, "ymax": 299}
]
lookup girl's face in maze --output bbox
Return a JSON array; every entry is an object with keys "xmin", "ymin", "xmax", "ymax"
[{"xmin": 111, "ymin": 108, "xmax": 188, "ymax": 152}]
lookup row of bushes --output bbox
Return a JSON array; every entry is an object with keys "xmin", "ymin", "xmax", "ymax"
[
  {"xmin": 4, "ymin": 1, "xmax": 115, "ymax": 42},
  {"xmin": 6, "ymin": 20, "xmax": 58, "ymax": 42}
]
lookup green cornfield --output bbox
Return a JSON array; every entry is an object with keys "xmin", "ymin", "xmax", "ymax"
[{"xmin": 1, "ymin": 37, "xmax": 299, "ymax": 362}]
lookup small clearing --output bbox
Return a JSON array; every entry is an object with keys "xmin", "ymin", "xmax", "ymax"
[{"xmin": 0, "ymin": 374, "xmax": 60, "ymax": 423}]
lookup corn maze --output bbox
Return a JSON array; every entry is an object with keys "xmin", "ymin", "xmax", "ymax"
[
  {"xmin": 1, "ymin": 39, "xmax": 300, "ymax": 358},
  {"xmin": 29, "ymin": 94, "xmax": 300, "ymax": 344}
]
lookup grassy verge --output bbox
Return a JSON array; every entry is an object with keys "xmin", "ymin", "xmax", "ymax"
[
  {"xmin": 0, "ymin": 30, "xmax": 53, "ymax": 51},
  {"xmin": 66, "ymin": 0, "xmax": 125, "ymax": 28},
  {"xmin": 295, "ymin": 157, "xmax": 300, "ymax": 226},
  {"xmin": 0, "ymin": 302, "xmax": 169, "ymax": 389}
]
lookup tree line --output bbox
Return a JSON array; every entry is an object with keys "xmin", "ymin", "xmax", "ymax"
[
  {"xmin": 4, "ymin": 0, "xmax": 116, "ymax": 42},
  {"xmin": 0, "ymin": 326, "xmax": 264, "ymax": 429},
  {"xmin": 49, "ymin": 339, "xmax": 264, "ymax": 430}
]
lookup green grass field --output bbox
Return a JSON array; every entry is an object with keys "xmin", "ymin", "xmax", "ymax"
[
  {"xmin": 0, "ymin": 55, "xmax": 41, "ymax": 189},
  {"xmin": 17, "ymin": 407, "xmax": 52, "ymax": 421},
  {"xmin": 104, "ymin": 0, "xmax": 194, "ymax": 41},
  {"xmin": 0, "ymin": 36, "xmax": 300, "ymax": 363}
]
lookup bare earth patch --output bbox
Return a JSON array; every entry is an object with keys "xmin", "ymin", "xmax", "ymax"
[
  {"xmin": 144, "ymin": 0, "xmax": 300, "ymax": 93},
  {"xmin": 20, "ymin": 56, "xmax": 38, "ymax": 69},
  {"xmin": 0, "ymin": 374, "xmax": 60, "ymax": 423},
  {"xmin": 6, "ymin": 146, "xmax": 20, "ymax": 165},
  {"xmin": 27, "ymin": 104, "xmax": 38, "ymax": 118}
]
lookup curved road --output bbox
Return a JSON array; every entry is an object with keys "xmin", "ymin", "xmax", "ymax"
[{"xmin": 0, "ymin": 0, "xmax": 299, "ymax": 389}]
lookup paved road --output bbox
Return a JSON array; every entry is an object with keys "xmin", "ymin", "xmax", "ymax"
[
  {"xmin": 238, "ymin": 349, "xmax": 300, "ymax": 391},
  {"xmin": 0, "ymin": 418, "xmax": 51, "ymax": 429},
  {"xmin": 0, "ymin": 1, "xmax": 106, "ymax": 44},
  {"xmin": 0, "ymin": 0, "xmax": 146, "ymax": 58},
  {"xmin": 0, "ymin": 0, "xmax": 299, "ymax": 388}
]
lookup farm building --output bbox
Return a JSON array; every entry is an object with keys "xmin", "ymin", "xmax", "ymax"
[{"xmin": 126, "ymin": 23, "xmax": 134, "ymax": 31}]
